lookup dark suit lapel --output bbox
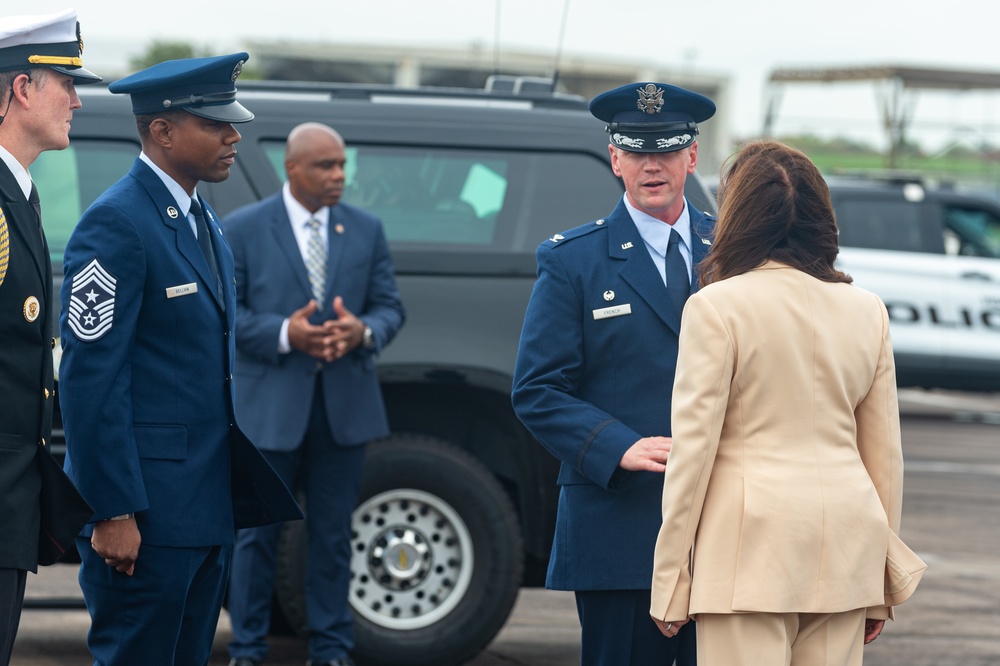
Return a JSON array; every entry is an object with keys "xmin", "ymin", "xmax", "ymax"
[
  {"xmin": 0, "ymin": 164, "xmax": 47, "ymax": 288},
  {"xmin": 689, "ymin": 207, "xmax": 714, "ymax": 295},
  {"xmin": 267, "ymin": 199, "xmax": 314, "ymax": 304},
  {"xmin": 607, "ymin": 201, "xmax": 682, "ymax": 335},
  {"xmin": 130, "ymin": 160, "xmax": 223, "ymax": 312},
  {"xmin": 325, "ymin": 206, "xmax": 347, "ymax": 305}
]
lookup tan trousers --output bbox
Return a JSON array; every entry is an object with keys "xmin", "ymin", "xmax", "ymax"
[{"xmin": 696, "ymin": 609, "xmax": 867, "ymax": 666}]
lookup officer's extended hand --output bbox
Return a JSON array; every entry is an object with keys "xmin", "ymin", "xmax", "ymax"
[
  {"xmin": 326, "ymin": 296, "xmax": 365, "ymax": 359},
  {"xmin": 619, "ymin": 436, "xmax": 672, "ymax": 473},
  {"xmin": 287, "ymin": 300, "xmax": 338, "ymax": 362},
  {"xmin": 91, "ymin": 517, "xmax": 141, "ymax": 576}
]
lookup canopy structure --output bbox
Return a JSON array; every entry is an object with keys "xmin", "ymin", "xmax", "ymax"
[{"xmin": 763, "ymin": 65, "xmax": 1000, "ymax": 167}]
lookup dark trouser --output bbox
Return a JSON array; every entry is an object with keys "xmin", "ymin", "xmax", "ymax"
[
  {"xmin": 575, "ymin": 589, "xmax": 696, "ymax": 666},
  {"xmin": 228, "ymin": 384, "xmax": 366, "ymax": 663},
  {"xmin": 0, "ymin": 568, "xmax": 27, "ymax": 666},
  {"xmin": 78, "ymin": 539, "xmax": 231, "ymax": 666}
]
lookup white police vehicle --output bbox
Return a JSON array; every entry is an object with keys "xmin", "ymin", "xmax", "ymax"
[{"xmin": 830, "ymin": 175, "xmax": 1000, "ymax": 391}]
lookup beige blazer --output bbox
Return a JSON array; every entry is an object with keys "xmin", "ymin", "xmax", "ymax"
[{"xmin": 651, "ymin": 261, "xmax": 925, "ymax": 623}]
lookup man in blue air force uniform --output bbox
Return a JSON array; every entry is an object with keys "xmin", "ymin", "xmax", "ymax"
[
  {"xmin": 58, "ymin": 53, "xmax": 301, "ymax": 666},
  {"xmin": 512, "ymin": 82, "xmax": 716, "ymax": 666}
]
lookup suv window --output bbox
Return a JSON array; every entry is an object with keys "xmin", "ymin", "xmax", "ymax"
[
  {"xmin": 262, "ymin": 141, "xmax": 623, "ymax": 251},
  {"xmin": 944, "ymin": 205, "xmax": 1000, "ymax": 258},
  {"xmin": 33, "ymin": 139, "xmax": 140, "ymax": 265},
  {"xmin": 836, "ymin": 198, "xmax": 928, "ymax": 253}
]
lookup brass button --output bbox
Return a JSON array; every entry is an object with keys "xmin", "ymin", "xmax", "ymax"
[
  {"xmin": 51, "ymin": 337, "xmax": 57, "ymax": 349},
  {"xmin": 44, "ymin": 388, "xmax": 51, "ymax": 400}
]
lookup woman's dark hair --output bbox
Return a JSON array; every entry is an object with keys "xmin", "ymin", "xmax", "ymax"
[{"xmin": 698, "ymin": 139, "xmax": 851, "ymax": 287}]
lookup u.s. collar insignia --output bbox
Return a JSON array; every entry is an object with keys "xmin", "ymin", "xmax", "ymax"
[
  {"xmin": 0, "ymin": 207, "xmax": 8, "ymax": 288},
  {"xmin": 701, "ymin": 237, "xmax": 712, "ymax": 245},
  {"xmin": 549, "ymin": 233, "xmax": 565, "ymax": 243},
  {"xmin": 636, "ymin": 83, "xmax": 664, "ymax": 115},
  {"xmin": 166, "ymin": 206, "xmax": 179, "ymax": 219},
  {"xmin": 67, "ymin": 258, "xmax": 117, "ymax": 342},
  {"xmin": 232, "ymin": 60, "xmax": 244, "ymax": 81},
  {"xmin": 23, "ymin": 296, "xmax": 40, "ymax": 322}
]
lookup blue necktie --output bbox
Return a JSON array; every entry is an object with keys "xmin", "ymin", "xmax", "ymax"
[
  {"xmin": 666, "ymin": 228, "xmax": 690, "ymax": 314},
  {"xmin": 190, "ymin": 197, "xmax": 223, "ymax": 303}
]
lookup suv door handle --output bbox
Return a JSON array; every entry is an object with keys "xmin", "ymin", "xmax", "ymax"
[{"xmin": 960, "ymin": 271, "xmax": 993, "ymax": 281}]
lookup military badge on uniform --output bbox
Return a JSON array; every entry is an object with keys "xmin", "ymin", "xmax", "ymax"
[
  {"xmin": 23, "ymin": 296, "xmax": 40, "ymax": 322},
  {"xmin": 67, "ymin": 257, "xmax": 117, "ymax": 341},
  {"xmin": 0, "ymin": 207, "xmax": 8, "ymax": 287},
  {"xmin": 636, "ymin": 84, "xmax": 664, "ymax": 115},
  {"xmin": 167, "ymin": 206, "xmax": 179, "ymax": 218}
]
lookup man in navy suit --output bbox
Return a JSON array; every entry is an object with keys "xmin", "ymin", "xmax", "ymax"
[
  {"xmin": 59, "ymin": 53, "xmax": 301, "ymax": 666},
  {"xmin": 511, "ymin": 82, "xmax": 716, "ymax": 666},
  {"xmin": 224, "ymin": 122, "xmax": 405, "ymax": 666}
]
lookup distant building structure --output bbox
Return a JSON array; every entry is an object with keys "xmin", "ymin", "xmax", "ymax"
[
  {"xmin": 764, "ymin": 65, "xmax": 1000, "ymax": 169},
  {"xmin": 245, "ymin": 40, "xmax": 731, "ymax": 172}
]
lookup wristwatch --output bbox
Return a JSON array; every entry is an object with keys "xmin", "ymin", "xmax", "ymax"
[{"xmin": 362, "ymin": 324, "xmax": 375, "ymax": 350}]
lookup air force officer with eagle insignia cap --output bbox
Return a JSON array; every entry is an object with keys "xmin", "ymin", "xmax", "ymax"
[
  {"xmin": 58, "ymin": 53, "xmax": 302, "ymax": 665},
  {"xmin": 511, "ymin": 82, "xmax": 715, "ymax": 666}
]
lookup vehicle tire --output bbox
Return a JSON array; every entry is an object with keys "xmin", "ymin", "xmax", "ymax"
[{"xmin": 273, "ymin": 433, "xmax": 524, "ymax": 666}]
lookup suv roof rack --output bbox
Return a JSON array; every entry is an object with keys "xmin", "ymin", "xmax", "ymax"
[{"xmin": 237, "ymin": 79, "xmax": 588, "ymax": 110}]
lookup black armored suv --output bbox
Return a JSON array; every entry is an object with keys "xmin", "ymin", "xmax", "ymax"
[{"xmin": 38, "ymin": 79, "xmax": 716, "ymax": 665}]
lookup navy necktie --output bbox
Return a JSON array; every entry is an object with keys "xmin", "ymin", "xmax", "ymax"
[
  {"xmin": 190, "ymin": 197, "xmax": 223, "ymax": 303},
  {"xmin": 666, "ymin": 228, "xmax": 690, "ymax": 314},
  {"xmin": 29, "ymin": 182, "xmax": 42, "ymax": 237}
]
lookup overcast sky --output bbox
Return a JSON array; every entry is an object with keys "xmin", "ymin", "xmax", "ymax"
[{"xmin": 24, "ymin": 0, "xmax": 1000, "ymax": 150}]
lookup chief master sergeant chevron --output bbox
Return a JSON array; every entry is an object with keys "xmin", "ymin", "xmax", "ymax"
[
  {"xmin": 58, "ymin": 53, "xmax": 301, "ymax": 666},
  {"xmin": 511, "ymin": 82, "xmax": 716, "ymax": 666}
]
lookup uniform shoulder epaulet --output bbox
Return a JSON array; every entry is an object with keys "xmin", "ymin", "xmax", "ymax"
[{"xmin": 542, "ymin": 218, "xmax": 609, "ymax": 248}]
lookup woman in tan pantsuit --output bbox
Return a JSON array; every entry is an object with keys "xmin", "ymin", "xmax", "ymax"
[{"xmin": 649, "ymin": 141, "xmax": 926, "ymax": 665}]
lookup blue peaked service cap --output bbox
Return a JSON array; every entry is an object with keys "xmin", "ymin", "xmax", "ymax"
[
  {"xmin": 590, "ymin": 82, "xmax": 716, "ymax": 153},
  {"xmin": 109, "ymin": 52, "xmax": 254, "ymax": 123},
  {"xmin": 0, "ymin": 8, "xmax": 101, "ymax": 83}
]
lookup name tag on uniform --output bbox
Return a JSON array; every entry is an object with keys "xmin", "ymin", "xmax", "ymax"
[
  {"xmin": 592, "ymin": 303, "xmax": 632, "ymax": 320},
  {"xmin": 166, "ymin": 283, "xmax": 198, "ymax": 299}
]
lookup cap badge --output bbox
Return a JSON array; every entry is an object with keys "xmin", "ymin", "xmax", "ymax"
[
  {"xmin": 231, "ymin": 60, "xmax": 244, "ymax": 81},
  {"xmin": 76, "ymin": 21, "xmax": 84, "ymax": 55},
  {"xmin": 636, "ymin": 84, "xmax": 664, "ymax": 115},
  {"xmin": 24, "ymin": 296, "xmax": 40, "ymax": 322},
  {"xmin": 603, "ymin": 290, "xmax": 615, "ymax": 301}
]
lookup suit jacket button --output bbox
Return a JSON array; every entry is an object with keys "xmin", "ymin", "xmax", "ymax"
[{"xmin": 51, "ymin": 337, "xmax": 57, "ymax": 349}]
